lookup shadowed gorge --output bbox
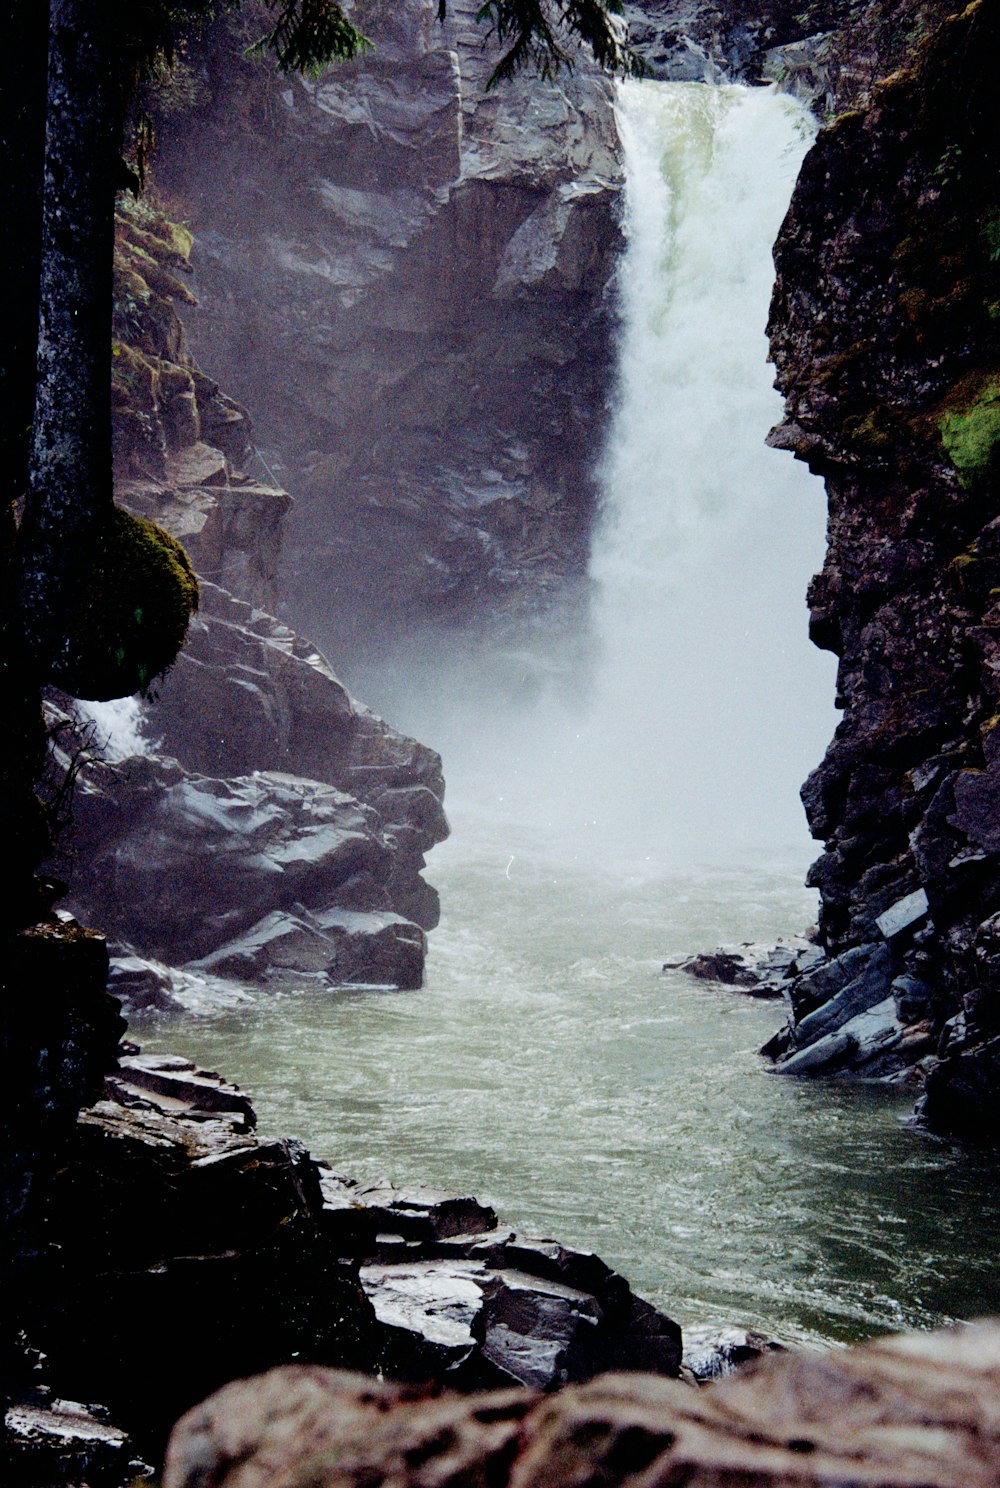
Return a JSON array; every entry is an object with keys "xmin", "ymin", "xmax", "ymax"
[{"xmin": 4, "ymin": 0, "xmax": 1000, "ymax": 1482}]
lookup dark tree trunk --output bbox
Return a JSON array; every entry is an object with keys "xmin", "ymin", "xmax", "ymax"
[
  {"xmin": 0, "ymin": 3, "xmax": 49, "ymax": 512},
  {"xmin": 2, "ymin": 6, "xmax": 128, "ymax": 1407},
  {"xmin": 0, "ymin": 3, "xmax": 62, "ymax": 925},
  {"xmin": 0, "ymin": 1, "xmax": 125, "ymax": 924},
  {"xmin": 17, "ymin": 0, "xmax": 122, "ymax": 676}
]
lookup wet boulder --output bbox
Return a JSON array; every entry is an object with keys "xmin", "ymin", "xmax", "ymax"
[{"xmin": 65, "ymin": 756, "xmax": 428, "ymax": 990}]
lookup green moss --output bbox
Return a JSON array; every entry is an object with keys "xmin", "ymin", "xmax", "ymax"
[
  {"xmin": 111, "ymin": 342, "xmax": 158, "ymax": 406},
  {"xmin": 984, "ymin": 214, "xmax": 1000, "ymax": 263},
  {"xmin": 842, "ymin": 407, "xmax": 896, "ymax": 453},
  {"xmin": 116, "ymin": 198, "xmax": 193, "ymax": 265},
  {"xmin": 52, "ymin": 508, "xmax": 199, "ymax": 701},
  {"xmin": 938, "ymin": 375, "xmax": 1000, "ymax": 487}
]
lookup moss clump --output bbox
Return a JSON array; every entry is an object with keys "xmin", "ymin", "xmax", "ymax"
[
  {"xmin": 842, "ymin": 408, "xmax": 896, "ymax": 452},
  {"xmin": 52, "ymin": 507, "xmax": 199, "ymax": 701},
  {"xmin": 938, "ymin": 375, "xmax": 1000, "ymax": 487},
  {"xmin": 116, "ymin": 195, "xmax": 193, "ymax": 264}
]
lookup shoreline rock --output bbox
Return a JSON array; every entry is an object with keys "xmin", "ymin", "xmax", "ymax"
[
  {"xmin": 667, "ymin": 934, "xmax": 823, "ymax": 1000},
  {"xmin": 162, "ymin": 1320, "xmax": 1000, "ymax": 1488},
  {"xmin": 9, "ymin": 1045, "xmax": 683, "ymax": 1470},
  {"xmin": 47, "ymin": 193, "xmax": 449, "ymax": 1006}
]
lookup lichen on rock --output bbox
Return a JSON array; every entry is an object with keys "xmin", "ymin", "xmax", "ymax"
[{"xmin": 938, "ymin": 373, "xmax": 1000, "ymax": 488}]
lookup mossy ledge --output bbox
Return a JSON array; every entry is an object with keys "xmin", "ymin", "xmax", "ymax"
[{"xmin": 50, "ymin": 506, "xmax": 199, "ymax": 701}]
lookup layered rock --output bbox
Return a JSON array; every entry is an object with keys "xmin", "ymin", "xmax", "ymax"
[
  {"xmin": 764, "ymin": 0, "xmax": 1000, "ymax": 1134},
  {"xmin": 151, "ymin": 0, "xmax": 624, "ymax": 679},
  {"xmin": 7, "ymin": 1397, "xmax": 135, "ymax": 1488},
  {"xmin": 1, "ymin": 914, "xmax": 125, "ymax": 1396},
  {"xmin": 50, "ymin": 195, "xmax": 447, "ymax": 1002},
  {"xmin": 164, "ymin": 1321, "xmax": 1000, "ymax": 1488},
  {"xmin": 14, "ymin": 1051, "xmax": 682, "ymax": 1470},
  {"xmin": 21, "ymin": 1060, "xmax": 378, "ymax": 1456}
]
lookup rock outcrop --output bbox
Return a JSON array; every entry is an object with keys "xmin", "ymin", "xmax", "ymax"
[
  {"xmin": 10, "ymin": 1047, "xmax": 682, "ymax": 1471},
  {"xmin": 48, "ymin": 194, "xmax": 447, "ymax": 1004},
  {"xmin": 623, "ymin": 0, "xmax": 958, "ymax": 113},
  {"xmin": 151, "ymin": 0, "xmax": 624, "ymax": 680},
  {"xmin": 764, "ymin": 0, "xmax": 999, "ymax": 1135},
  {"xmin": 164, "ymin": 1320, "xmax": 1000, "ymax": 1488},
  {"xmin": 1, "ymin": 914, "xmax": 125, "ymax": 1405}
]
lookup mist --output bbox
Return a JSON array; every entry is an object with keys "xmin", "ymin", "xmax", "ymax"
[{"xmin": 330, "ymin": 81, "xmax": 837, "ymax": 875}]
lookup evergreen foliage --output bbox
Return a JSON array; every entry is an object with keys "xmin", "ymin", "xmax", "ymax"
[{"xmin": 438, "ymin": 1, "xmax": 638, "ymax": 85}]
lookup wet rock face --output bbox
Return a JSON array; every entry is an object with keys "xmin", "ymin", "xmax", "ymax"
[
  {"xmin": 317, "ymin": 1171, "xmax": 682, "ymax": 1388},
  {"xmin": 54, "ymin": 199, "xmax": 448, "ymax": 1002},
  {"xmin": 623, "ymin": 0, "xmax": 956, "ymax": 112},
  {"xmin": 62, "ymin": 749, "xmax": 435, "ymax": 991},
  {"xmin": 1, "ymin": 916, "xmax": 124, "ymax": 1361},
  {"xmin": 27, "ymin": 1083, "xmax": 378, "ymax": 1455},
  {"xmin": 163, "ymin": 1321, "xmax": 1000, "ymax": 1488},
  {"xmin": 766, "ymin": 0, "xmax": 1000, "ymax": 1135},
  {"xmin": 6, "ymin": 1397, "xmax": 136, "ymax": 1488},
  {"xmin": 152, "ymin": 0, "xmax": 623, "ymax": 671}
]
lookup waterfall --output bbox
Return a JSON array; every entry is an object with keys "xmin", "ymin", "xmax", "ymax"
[
  {"xmin": 580, "ymin": 79, "xmax": 836, "ymax": 866},
  {"xmin": 355, "ymin": 79, "xmax": 836, "ymax": 875}
]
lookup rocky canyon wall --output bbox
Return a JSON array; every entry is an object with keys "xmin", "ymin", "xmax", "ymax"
[
  {"xmin": 151, "ymin": 0, "xmax": 624, "ymax": 690},
  {"xmin": 762, "ymin": 0, "xmax": 999, "ymax": 1136},
  {"xmin": 48, "ymin": 194, "xmax": 448, "ymax": 1006}
]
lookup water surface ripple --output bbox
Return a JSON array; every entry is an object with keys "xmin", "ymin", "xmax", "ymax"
[{"xmin": 137, "ymin": 824, "xmax": 1000, "ymax": 1348}]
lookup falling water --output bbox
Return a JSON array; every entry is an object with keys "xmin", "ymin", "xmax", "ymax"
[
  {"xmin": 369, "ymin": 80, "xmax": 836, "ymax": 870},
  {"xmin": 587, "ymin": 81, "xmax": 836, "ymax": 863},
  {"xmin": 138, "ymin": 82, "xmax": 1000, "ymax": 1344}
]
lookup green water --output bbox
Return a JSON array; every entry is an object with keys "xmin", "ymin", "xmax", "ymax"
[{"xmin": 135, "ymin": 816, "xmax": 1000, "ymax": 1348}]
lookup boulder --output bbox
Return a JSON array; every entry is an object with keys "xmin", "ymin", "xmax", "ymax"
[
  {"xmin": 361, "ymin": 1256, "xmax": 680, "ymax": 1391},
  {"xmin": 189, "ymin": 906, "xmax": 426, "ymax": 991},
  {"xmin": 163, "ymin": 1319, "xmax": 1000, "ymax": 1488},
  {"xmin": 680, "ymin": 1324, "xmax": 786, "ymax": 1383},
  {"xmin": 63, "ymin": 755, "xmax": 429, "ymax": 990},
  {"xmin": 669, "ymin": 935, "xmax": 822, "ymax": 1000}
]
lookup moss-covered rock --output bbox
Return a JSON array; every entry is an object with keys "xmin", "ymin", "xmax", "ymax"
[
  {"xmin": 51, "ymin": 507, "xmax": 199, "ymax": 701},
  {"xmin": 939, "ymin": 373, "xmax": 1000, "ymax": 487}
]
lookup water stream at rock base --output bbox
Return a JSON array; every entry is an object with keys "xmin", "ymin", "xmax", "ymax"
[{"xmin": 136, "ymin": 82, "xmax": 1000, "ymax": 1348}]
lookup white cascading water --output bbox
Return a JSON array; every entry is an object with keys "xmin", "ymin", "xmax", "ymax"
[
  {"xmin": 74, "ymin": 696, "xmax": 149, "ymax": 761},
  {"xmin": 421, "ymin": 78, "xmax": 836, "ymax": 871},
  {"xmin": 585, "ymin": 80, "xmax": 835, "ymax": 864}
]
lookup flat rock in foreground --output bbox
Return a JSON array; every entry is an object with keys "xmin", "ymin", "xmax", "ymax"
[{"xmin": 164, "ymin": 1319, "xmax": 1000, "ymax": 1488}]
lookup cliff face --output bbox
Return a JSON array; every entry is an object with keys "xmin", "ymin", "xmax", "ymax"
[
  {"xmin": 764, "ymin": 0, "xmax": 999, "ymax": 1134},
  {"xmin": 151, "ymin": 0, "xmax": 623, "ymax": 680},
  {"xmin": 50, "ymin": 196, "xmax": 448, "ymax": 1005}
]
